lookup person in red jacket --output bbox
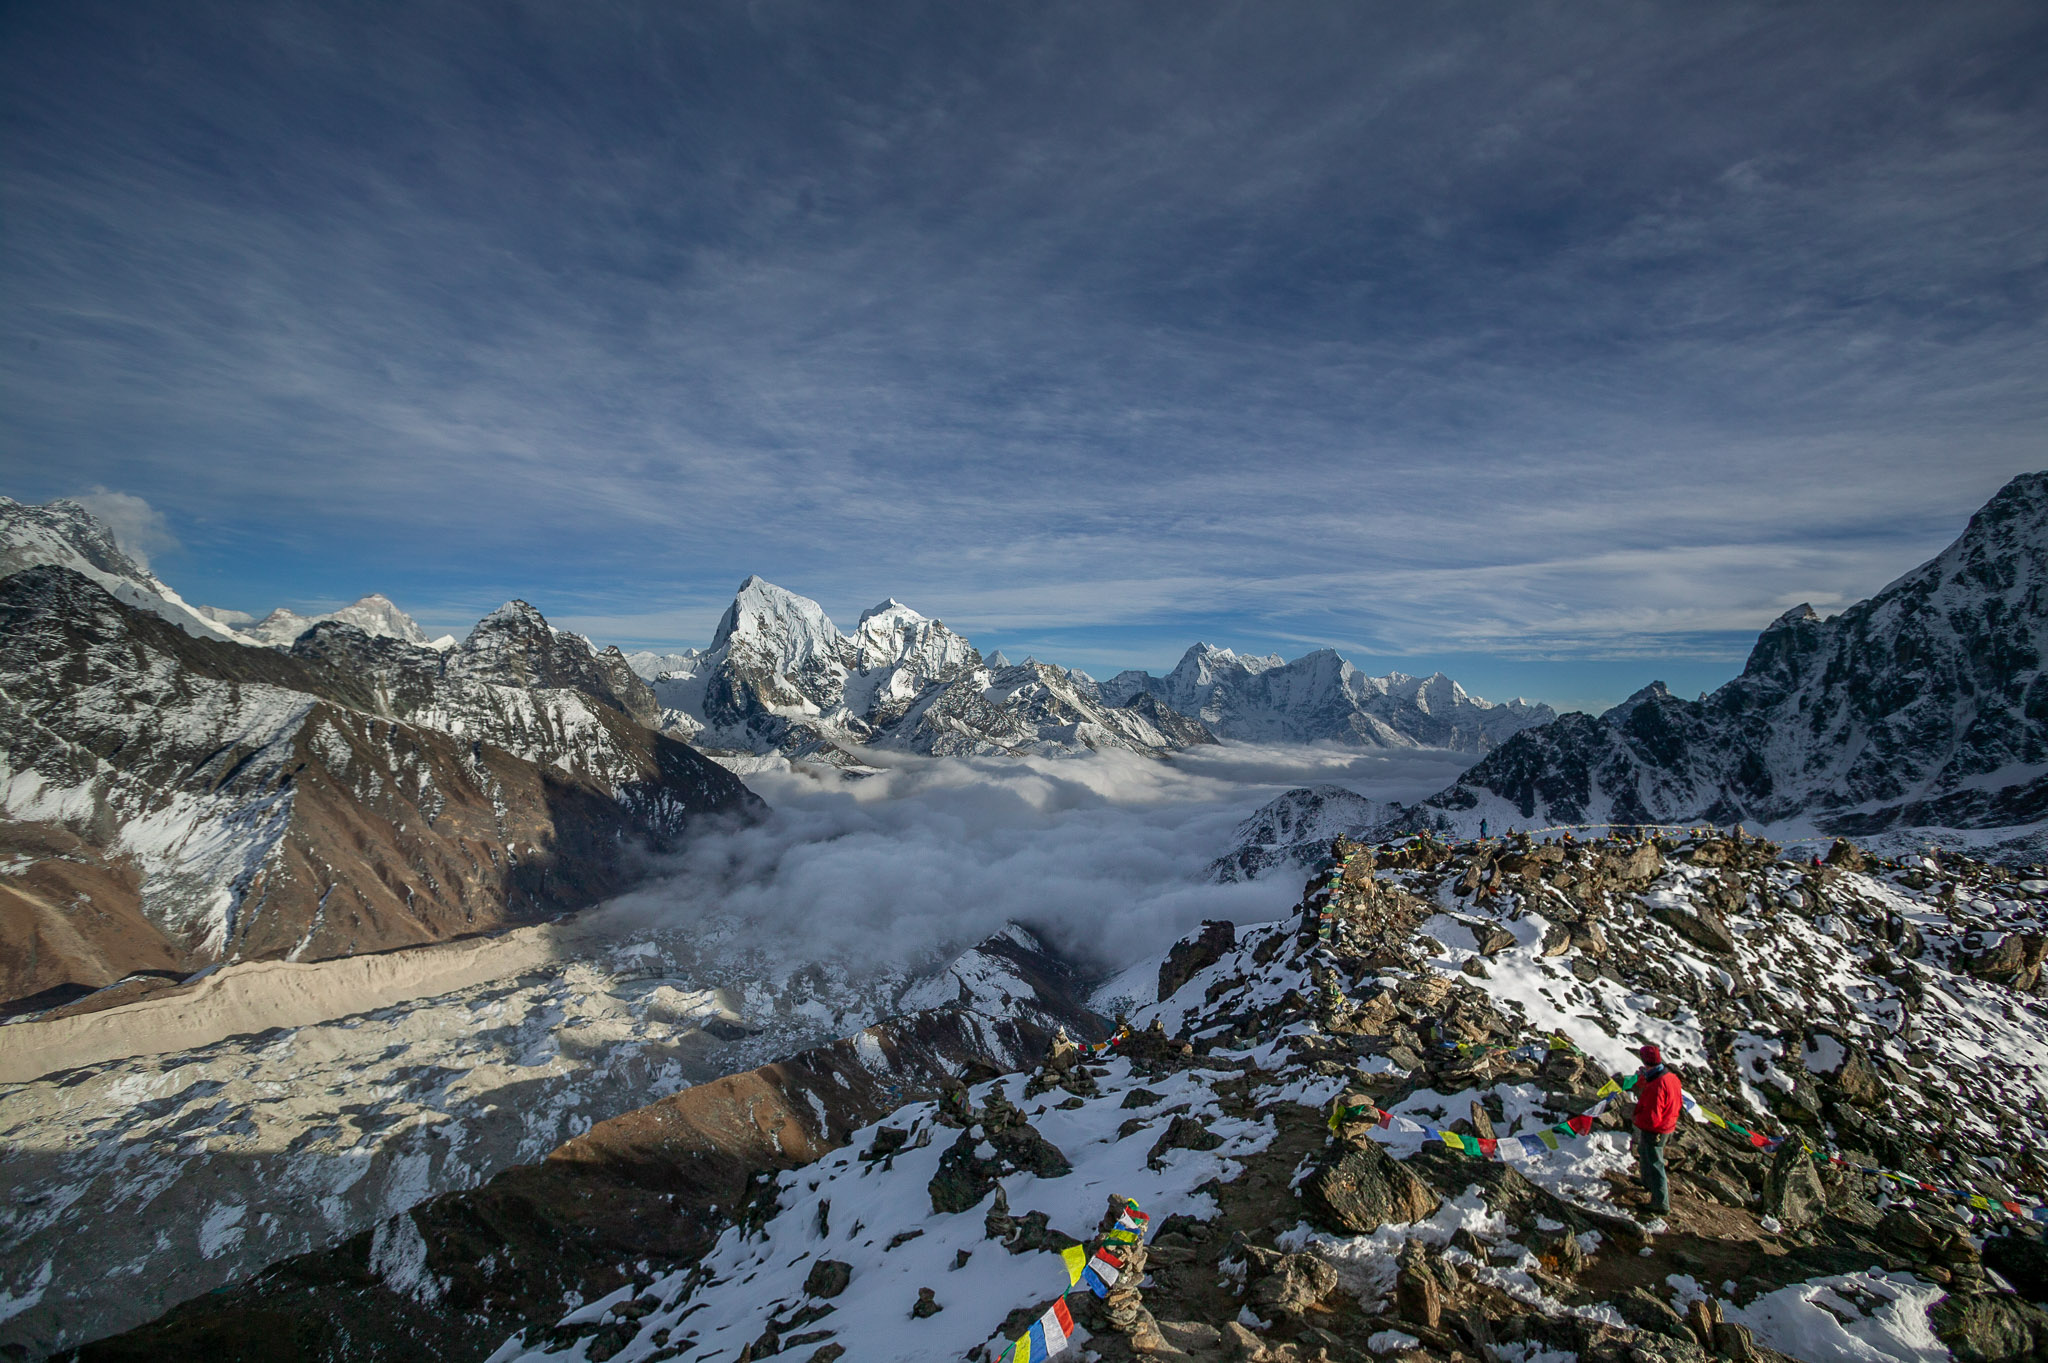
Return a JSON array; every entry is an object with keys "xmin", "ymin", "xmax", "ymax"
[{"xmin": 1630, "ymin": 1044, "xmax": 1683, "ymax": 1214}]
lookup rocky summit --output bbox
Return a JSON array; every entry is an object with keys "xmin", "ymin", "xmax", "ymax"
[
  {"xmin": 1411, "ymin": 472, "xmax": 2048, "ymax": 852},
  {"xmin": 64, "ymin": 828, "xmax": 2048, "ymax": 1363}
]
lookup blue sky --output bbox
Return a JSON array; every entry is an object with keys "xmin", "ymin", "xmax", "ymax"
[{"xmin": 3, "ymin": 2, "xmax": 2045, "ymax": 714}]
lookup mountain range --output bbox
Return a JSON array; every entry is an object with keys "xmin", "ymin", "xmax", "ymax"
[
  {"xmin": 1418, "ymin": 470, "xmax": 2048, "ymax": 840},
  {"xmin": 1100, "ymin": 644, "xmax": 1553, "ymax": 751},
  {"xmin": 1219, "ymin": 471, "xmax": 2048, "ymax": 877},
  {"xmin": 630, "ymin": 577, "xmax": 1554, "ymax": 767},
  {"xmin": 0, "ymin": 504, "xmax": 759, "ymax": 1011}
]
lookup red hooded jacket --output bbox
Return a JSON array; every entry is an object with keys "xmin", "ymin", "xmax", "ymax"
[{"xmin": 1632, "ymin": 1065, "xmax": 1682, "ymax": 1135}]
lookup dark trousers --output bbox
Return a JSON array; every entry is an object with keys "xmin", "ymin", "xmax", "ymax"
[{"xmin": 1635, "ymin": 1128, "xmax": 1670, "ymax": 1212}]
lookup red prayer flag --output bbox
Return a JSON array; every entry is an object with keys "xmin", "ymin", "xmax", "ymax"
[{"xmin": 1567, "ymin": 1115, "xmax": 1594, "ymax": 1136}]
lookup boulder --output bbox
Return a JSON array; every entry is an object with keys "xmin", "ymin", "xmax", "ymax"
[
  {"xmin": 1395, "ymin": 1244, "xmax": 1441, "ymax": 1330},
  {"xmin": 1652, "ymin": 896, "xmax": 1738, "ymax": 955},
  {"xmin": 1713, "ymin": 1321, "xmax": 1757, "ymax": 1362},
  {"xmin": 1158, "ymin": 920, "xmax": 1237, "ymax": 1002},
  {"xmin": 1962, "ymin": 933, "xmax": 2048, "ymax": 993},
  {"xmin": 1615, "ymin": 1286, "xmax": 1692, "ymax": 1342},
  {"xmin": 1247, "ymin": 1250, "xmax": 1338, "ymax": 1318},
  {"xmin": 1761, "ymin": 1139, "xmax": 1828, "ymax": 1230},
  {"xmin": 1146, "ymin": 1113, "xmax": 1224, "ymax": 1169},
  {"xmin": 1929, "ymin": 1292, "xmax": 2048, "ymax": 1363},
  {"xmin": 803, "ymin": 1260, "xmax": 852, "ymax": 1298},
  {"xmin": 927, "ymin": 1119, "xmax": 1071, "ymax": 1214},
  {"xmin": 1986, "ymin": 1231, "xmax": 2048, "ymax": 1304},
  {"xmin": 1828, "ymin": 1044, "xmax": 1886, "ymax": 1108},
  {"xmin": 1301, "ymin": 1139, "xmax": 1442, "ymax": 1234},
  {"xmin": 1826, "ymin": 839, "xmax": 1876, "ymax": 871}
]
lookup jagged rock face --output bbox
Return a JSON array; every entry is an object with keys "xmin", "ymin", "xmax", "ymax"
[
  {"xmin": 0, "ymin": 496, "xmax": 242, "ymax": 643},
  {"xmin": 447, "ymin": 600, "xmax": 662, "ymax": 728},
  {"xmin": 1102, "ymin": 643, "xmax": 1554, "ymax": 753},
  {"xmin": 0, "ymin": 567, "xmax": 759, "ymax": 1005},
  {"xmin": 650, "ymin": 577, "xmax": 1211, "ymax": 765},
  {"xmin": 884, "ymin": 660, "xmax": 1209, "ymax": 759},
  {"xmin": 1426, "ymin": 471, "xmax": 2048, "ymax": 837}
]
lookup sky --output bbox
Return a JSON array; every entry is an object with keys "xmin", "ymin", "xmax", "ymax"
[{"xmin": 3, "ymin": 2, "xmax": 2045, "ymax": 714}]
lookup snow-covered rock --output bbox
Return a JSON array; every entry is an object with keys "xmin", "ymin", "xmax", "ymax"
[
  {"xmin": 0, "ymin": 496, "xmax": 246, "ymax": 644},
  {"xmin": 1102, "ymin": 644, "xmax": 1553, "ymax": 753},
  {"xmin": 0, "ymin": 567, "xmax": 759, "ymax": 1005},
  {"xmin": 1210, "ymin": 785, "xmax": 1393, "ymax": 881},
  {"xmin": 1415, "ymin": 471, "xmax": 2048, "ymax": 839},
  {"xmin": 246, "ymin": 592, "xmax": 431, "ymax": 647},
  {"xmin": 649, "ymin": 578, "xmax": 1214, "ymax": 765}
]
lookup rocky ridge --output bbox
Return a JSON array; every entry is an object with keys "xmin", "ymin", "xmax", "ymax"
[
  {"xmin": 438, "ymin": 829, "xmax": 2048, "ymax": 1363},
  {"xmin": 1411, "ymin": 472, "xmax": 2048, "ymax": 846},
  {"xmin": 0, "ymin": 564, "xmax": 759, "ymax": 1010}
]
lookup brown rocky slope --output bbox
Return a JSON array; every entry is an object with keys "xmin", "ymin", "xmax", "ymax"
[{"xmin": 0, "ymin": 565, "xmax": 761, "ymax": 1012}]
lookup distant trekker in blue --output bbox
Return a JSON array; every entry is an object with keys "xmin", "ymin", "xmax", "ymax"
[{"xmin": 1479, "ymin": 819, "xmax": 1489, "ymax": 840}]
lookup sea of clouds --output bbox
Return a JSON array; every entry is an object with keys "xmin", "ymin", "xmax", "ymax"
[{"xmin": 598, "ymin": 742, "xmax": 1472, "ymax": 979}]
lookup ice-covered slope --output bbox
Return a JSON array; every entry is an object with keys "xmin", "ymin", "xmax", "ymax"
[
  {"xmin": 1209, "ymin": 785, "xmax": 1395, "ymax": 882},
  {"xmin": 647, "ymin": 578, "xmax": 1215, "ymax": 765},
  {"xmin": 1102, "ymin": 644, "xmax": 1554, "ymax": 753},
  {"xmin": 0, "ymin": 496, "xmax": 245, "ymax": 643},
  {"xmin": 26, "ymin": 923, "xmax": 1103, "ymax": 1359},
  {"xmin": 1417, "ymin": 471, "xmax": 2048, "ymax": 841}
]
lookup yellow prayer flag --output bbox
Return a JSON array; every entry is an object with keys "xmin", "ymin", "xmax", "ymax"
[{"xmin": 1062, "ymin": 1244, "xmax": 1087, "ymax": 1285}]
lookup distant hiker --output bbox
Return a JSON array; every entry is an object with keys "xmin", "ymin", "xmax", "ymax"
[
  {"xmin": 1479, "ymin": 819, "xmax": 1489, "ymax": 840},
  {"xmin": 1630, "ymin": 1044, "xmax": 1682, "ymax": 1215}
]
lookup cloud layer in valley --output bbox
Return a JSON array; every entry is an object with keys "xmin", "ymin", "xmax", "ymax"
[{"xmin": 591, "ymin": 744, "xmax": 1469, "ymax": 980}]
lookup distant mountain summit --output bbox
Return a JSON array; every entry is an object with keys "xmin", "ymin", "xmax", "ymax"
[
  {"xmin": 246, "ymin": 593, "xmax": 436, "ymax": 648},
  {"xmin": 641, "ymin": 577, "xmax": 1211, "ymax": 763},
  {"xmin": 1414, "ymin": 470, "xmax": 2048, "ymax": 839},
  {"xmin": 1100, "ymin": 642, "xmax": 1554, "ymax": 752}
]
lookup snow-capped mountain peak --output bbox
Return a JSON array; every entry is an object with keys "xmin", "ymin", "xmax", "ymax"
[
  {"xmin": 244, "ymin": 593, "xmax": 430, "ymax": 647},
  {"xmin": 647, "ymin": 577, "xmax": 1205, "ymax": 764},
  {"xmin": 1413, "ymin": 470, "xmax": 2048, "ymax": 841},
  {"xmin": 1103, "ymin": 639, "xmax": 1551, "ymax": 753},
  {"xmin": 0, "ymin": 496, "xmax": 244, "ymax": 643},
  {"xmin": 709, "ymin": 575, "xmax": 847, "ymax": 674}
]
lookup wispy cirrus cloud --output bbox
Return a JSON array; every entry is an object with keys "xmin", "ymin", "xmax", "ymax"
[{"xmin": 2, "ymin": 1, "xmax": 2044, "ymax": 707}]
